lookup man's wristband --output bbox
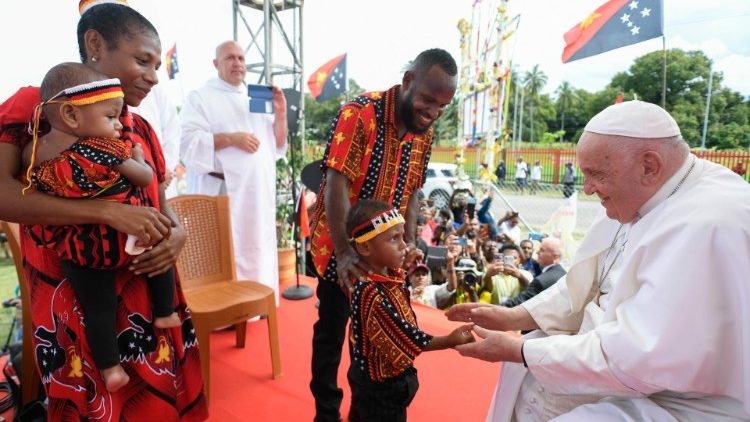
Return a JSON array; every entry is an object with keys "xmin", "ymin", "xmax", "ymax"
[{"xmin": 521, "ymin": 341, "xmax": 528, "ymax": 368}]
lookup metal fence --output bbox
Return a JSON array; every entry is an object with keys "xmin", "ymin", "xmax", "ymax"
[
  {"xmin": 430, "ymin": 146, "xmax": 749, "ymax": 262},
  {"xmin": 431, "ymin": 146, "xmax": 750, "ymax": 184}
]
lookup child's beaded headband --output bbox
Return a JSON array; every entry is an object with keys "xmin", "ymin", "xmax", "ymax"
[
  {"xmin": 350, "ymin": 209, "xmax": 405, "ymax": 244},
  {"xmin": 22, "ymin": 79, "xmax": 124, "ymax": 194},
  {"xmin": 47, "ymin": 78, "xmax": 125, "ymax": 106}
]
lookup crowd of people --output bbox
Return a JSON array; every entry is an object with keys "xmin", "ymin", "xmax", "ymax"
[
  {"xmin": 408, "ymin": 189, "xmax": 567, "ymax": 313},
  {"xmin": 493, "ymin": 157, "xmax": 577, "ymax": 197}
]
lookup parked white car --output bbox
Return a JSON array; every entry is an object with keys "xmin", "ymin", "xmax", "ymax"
[{"xmin": 420, "ymin": 162, "xmax": 471, "ymax": 210}]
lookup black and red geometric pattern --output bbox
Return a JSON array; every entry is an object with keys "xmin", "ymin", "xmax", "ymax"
[
  {"xmin": 349, "ymin": 270, "xmax": 432, "ymax": 382},
  {"xmin": 0, "ymin": 86, "xmax": 207, "ymax": 421},
  {"xmin": 310, "ymin": 85, "xmax": 433, "ymax": 285}
]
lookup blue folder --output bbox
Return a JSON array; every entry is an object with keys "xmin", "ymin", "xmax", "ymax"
[{"xmin": 248, "ymin": 84, "xmax": 274, "ymax": 114}]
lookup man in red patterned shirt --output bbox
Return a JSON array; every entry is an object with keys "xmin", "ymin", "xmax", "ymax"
[{"xmin": 309, "ymin": 48, "xmax": 457, "ymax": 422}]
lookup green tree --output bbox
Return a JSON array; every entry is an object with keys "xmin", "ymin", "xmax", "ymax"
[
  {"xmin": 432, "ymin": 96, "xmax": 459, "ymax": 146},
  {"xmin": 523, "ymin": 64, "xmax": 548, "ymax": 142},
  {"xmin": 610, "ymin": 49, "xmax": 713, "ymax": 109},
  {"xmin": 304, "ymin": 78, "xmax": 364, "ymax": 143},
  {"xmin": 609, "ymin": 48, "xmax": 750, "ymax": 148},
  {"xmin": 555, "ymin": 81, "xmax": 579, "ymax": 141}
]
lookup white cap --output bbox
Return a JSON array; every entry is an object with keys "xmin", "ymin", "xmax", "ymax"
[
  {"xmin": 584, "ymin": 100, "xmax": 681, "ymax": 139},
  {"xmin": 455, "ymin": 258, "xmax": 481, "ymax": 276}
]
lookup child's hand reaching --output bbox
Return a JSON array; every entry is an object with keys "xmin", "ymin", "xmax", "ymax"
[
  {"xmin": 449, "ymin": 324, "xmax": 476, "ymax": 347},
  {"xmin": 424, "ymin": 323, "xmax": 476, "ymax": 352}
]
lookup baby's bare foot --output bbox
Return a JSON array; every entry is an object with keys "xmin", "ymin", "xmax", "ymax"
[
  {"xmin": 102, "ymin": 365, "xmax": 130, "ymax": 392},
  {"xmin": 154, "ymin": 312, "xmax": 181, "ymax": 329}
]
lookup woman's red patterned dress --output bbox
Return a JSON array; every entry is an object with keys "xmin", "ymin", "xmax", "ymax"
[{"xmin": 0, "ymin": 87, "xmax": 208, "ymax": 421}]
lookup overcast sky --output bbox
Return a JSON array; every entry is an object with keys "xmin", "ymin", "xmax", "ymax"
[{"xmin": 1, "ymin": 0, "xmax": 748, "ymax": 104}]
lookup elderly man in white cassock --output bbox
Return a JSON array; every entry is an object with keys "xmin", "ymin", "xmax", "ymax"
[
  {"xmin": 180, "ymin": 40, "xmax": 288, "ymax": 304},
  {"xmin": 447, "ymin": 100, "xmax": 750, "ymax": 421}
]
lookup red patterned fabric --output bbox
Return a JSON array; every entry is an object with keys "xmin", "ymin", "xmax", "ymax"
[
  {"xmin": 0, "ymin": 86, "xmax": 43, "ymax": 148},
  {"xmin": 349, "ymin": 270, "xmax": 433, "ymax": 382},
  {"xmin": 310, "ymin": 85, "xmax": 433, "ymax": 285},
  {"xmin": 33, "ymin": 137, "xmax": 132, "ymax": 198},
  {"xmin": 28, "ymin": 137, "xmax": 138, "ymax": 269},
  {"xmin": 0, "ymin": 87, "xmax": 208, "ymax": 421}
]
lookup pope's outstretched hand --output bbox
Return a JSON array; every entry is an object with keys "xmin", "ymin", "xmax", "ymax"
[
  {"xmin": 455, "ymin": 326, "xmax": 524, "ymax": 363},
  {"xmin": 446, "ymin": 303, "xmax": 510, "ymax": 331}
]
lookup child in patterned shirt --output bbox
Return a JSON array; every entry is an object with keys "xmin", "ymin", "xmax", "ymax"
[
  {"xmin": 21, "ymin": 63, "xmax": 180, "ymax": 392},
  {"xmin": 345, "ymin": 199, "xmax": 475, "ymax": 422}
]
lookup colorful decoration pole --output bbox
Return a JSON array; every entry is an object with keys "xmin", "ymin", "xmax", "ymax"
[{"xmin": 457, "ymin": 0, "xmax": 519, "ymax": 175}]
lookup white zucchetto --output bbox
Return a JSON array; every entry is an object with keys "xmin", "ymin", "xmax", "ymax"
[{"xmin": 584, "ymin": 100, "xmax": 681, "ymax": 139}]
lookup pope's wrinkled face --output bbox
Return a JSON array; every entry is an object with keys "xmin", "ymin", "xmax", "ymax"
[{"xmin": 577, "ymin": 132, "xmax": 645, "ymax": 223}]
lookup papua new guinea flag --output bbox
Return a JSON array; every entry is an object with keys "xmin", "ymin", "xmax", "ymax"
[
  {"xmin": 562, "ymin": 0, "xmax": 663, "ymax": 63},
  {"xmin": 166, "ymin": 43, "xmax": 179, "ymax": 80},
  {"xmin": 307, "ymin": 54, "xmax": 347, "ymax": 102}
]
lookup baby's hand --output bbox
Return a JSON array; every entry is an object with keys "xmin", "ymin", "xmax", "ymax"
[
  {"xmin": 449, "ymin": 324, "xmax": 476, "ymax": 347},
  {"xmin": 132, "ymin": 143, "xmax": 145, "ymax": 162}
]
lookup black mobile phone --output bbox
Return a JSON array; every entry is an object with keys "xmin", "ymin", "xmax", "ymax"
[
  {"xmin": 466, "ymin": 198, "xmax": 476, "ymax": 219},
  {"xmin": 425, "ymin": 246, "xmax": 449, "ymax": 270}
]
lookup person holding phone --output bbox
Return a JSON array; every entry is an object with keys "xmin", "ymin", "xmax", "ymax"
[
  {"xmin": 180, "ymin": 40, "xmax": 288, "ymax": 304},
  {"xmin": 497, "ymin": 211, "xmax": 521, "ymax": 244},
  {"xmin": 478, "ymin": 243, "xmax": 532, "ymax": 305},
  {"xmin": 501, "ymin": 238, "xmax": 565, "ymax": 308}
]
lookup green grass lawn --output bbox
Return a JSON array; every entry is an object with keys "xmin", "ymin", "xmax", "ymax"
[{"xmin": 0, "ymin": 257, "xmax": 22, "ymax": 349}]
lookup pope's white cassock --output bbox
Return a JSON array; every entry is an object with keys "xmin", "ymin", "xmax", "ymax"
[
  {"xmin": 180, "ymin": 78, "xmax": 286, "ymax": 305},
  {"xmin": 487, "ymin": 157, "xmax": 750, "ymax": 421}
]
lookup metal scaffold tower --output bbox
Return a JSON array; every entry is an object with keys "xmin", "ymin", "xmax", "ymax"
[
  {"xmin": 233, "ymin": 0, "xmax": 313, "ymax": 300},
  {"xmin": 233, "ymin": 0, "xmax": 303, "ymax": 87},
  {"xmin": 233, "ymin": 0, "xmax": 305, "ymax": 141}
]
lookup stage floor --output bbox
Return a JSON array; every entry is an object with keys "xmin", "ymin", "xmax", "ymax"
[{"xmin": 205, "ymin": 276, "xmax": 501, "ymax": 421}]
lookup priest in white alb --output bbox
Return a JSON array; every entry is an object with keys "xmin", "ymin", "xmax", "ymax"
[
  {"xmin": 447, "ymin": 100, "xmax": 750, "ymax": 421},
  {"xmin": 180, "ymin": 40, "xmax": 287, "ymax": 304}
]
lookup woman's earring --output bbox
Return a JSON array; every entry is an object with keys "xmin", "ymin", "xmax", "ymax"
[{"xmin": 92, "ymin": 57, "xmax": 98, "ymax": 63}]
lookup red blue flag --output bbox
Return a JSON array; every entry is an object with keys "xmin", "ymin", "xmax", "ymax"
[
  {"xmin": 307, "ymin": 54, "xmax": 346, "ymax": 102},
  {"xmin": 166, "ymin": 43, "xmax": 179, "ymax": 80},
  {"xmin": 562, "ymin": 0, "xmax": 663, "ymax": 63}
]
